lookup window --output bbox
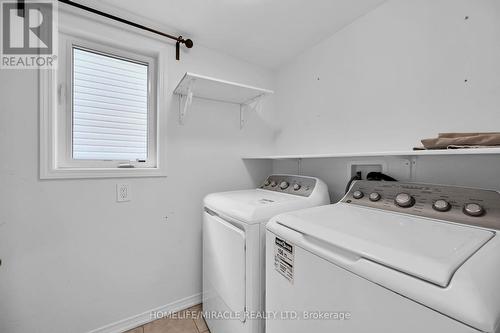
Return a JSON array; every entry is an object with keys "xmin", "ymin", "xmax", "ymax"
[
  {"xmin": 40, "ymin": 26, "xmax": 167, "ymax": 179},
  {"xmin": 71, "ymin": 47, "xmax": 149, "ymax": 162}
]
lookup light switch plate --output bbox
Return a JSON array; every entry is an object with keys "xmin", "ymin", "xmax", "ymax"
[{"xmin": 116, "ymin": 184, "xmax": 130, "ymax": 202}]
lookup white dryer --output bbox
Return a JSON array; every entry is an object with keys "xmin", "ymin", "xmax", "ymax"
[
  {"xmin": 266, "ymin": 180, "xmax": 500, "ymax": 333},
  {"xmin": 202, "ymin": 174, "xmax": 330, "ymax": 333}
]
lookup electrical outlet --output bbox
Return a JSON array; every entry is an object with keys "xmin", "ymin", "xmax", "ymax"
[
  {"xmin": 348, "ymin": 161, "xmax": 386, "ymax": 179},
  {"xmin": 116, "ymin": 184, "xmax": 130, "ymax": 202}
]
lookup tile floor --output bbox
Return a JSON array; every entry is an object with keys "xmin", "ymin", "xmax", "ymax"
[{"xmin": 124, "ymin": 304, "xmax": 209, "ymax": 333}]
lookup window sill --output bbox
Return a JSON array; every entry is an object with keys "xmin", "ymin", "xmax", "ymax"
[{"xmin": 40, "ymin": 167, "xmax": 167, "ymax": 180}]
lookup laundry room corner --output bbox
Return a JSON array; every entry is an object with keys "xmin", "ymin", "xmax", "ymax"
[{"xmin": 0, "ymin": 4, "xmax": 277, "ymax": 333}]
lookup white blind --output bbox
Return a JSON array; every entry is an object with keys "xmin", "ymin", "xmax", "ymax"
[{"xmin": 72, "ymin": 47, "xmax": 149, "ymax": 161}]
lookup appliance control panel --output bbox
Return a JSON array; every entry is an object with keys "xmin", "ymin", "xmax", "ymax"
[
  {"xmin": 343, "ymin": 180, "xmax": 500, "ymax": 230},
  {"xmin": 260, "ymin": 175, "xmax": 317, "ymax": 197}
]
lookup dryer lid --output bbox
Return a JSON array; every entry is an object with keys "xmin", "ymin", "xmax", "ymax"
[
  {"xmin": 204, "ymin": 189, "xmax": 314, "ymax": 224},
  {"xmin": 273, "ymin": 203, "xmax": 494, "ymax": 287}
]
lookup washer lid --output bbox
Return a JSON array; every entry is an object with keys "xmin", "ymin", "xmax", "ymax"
[
  {"xmin": 204, "ymin": 189, "xmax": 314, "ymax": 224},
  {"xmin": 274, "ymin": 204, "xmax": 494, "ymax": 287}
]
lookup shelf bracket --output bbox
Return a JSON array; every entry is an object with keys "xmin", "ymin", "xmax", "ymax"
[
  {"xmin": 239, "ymin": 94, "xmax": 265, "ymax": 129},
  {"xmin": 244, "ymin": 94, "xmax": 264, "ymax": 113},
  {"xmin": 179, "ymin": 79, "xmax": 195, "ymax": 125}
]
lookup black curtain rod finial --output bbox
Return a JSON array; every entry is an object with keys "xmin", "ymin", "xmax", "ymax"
[{"xmin": 184, "ymin": 39, "xmax": 194, "ymax": 48}]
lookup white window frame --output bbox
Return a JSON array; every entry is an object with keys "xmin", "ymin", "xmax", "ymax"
[
  {"xmin": 40, "ymin": 17, "xmax": 167, "ymax": 179},
  {"xmin": 60, "ymin": 36, "xmax": 157, "ymax": 168}
]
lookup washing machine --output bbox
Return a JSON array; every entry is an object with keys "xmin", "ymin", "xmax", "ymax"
[
  {"xmin": 266, "ymin": 180, "xmax": 500, "ymax": 333},
  {"xmin": 202, "ymin": 174, "xmax": 330, "ymax": 333}
]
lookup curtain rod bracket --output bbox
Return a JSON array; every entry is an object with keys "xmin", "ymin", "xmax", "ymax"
[
  {"xmin": 175, "ymin": 41, "xmax": 180, "ymax": 61},
  {"xmin": 57, "ymin": 0, "xmax": 194, "ymax": 61}
]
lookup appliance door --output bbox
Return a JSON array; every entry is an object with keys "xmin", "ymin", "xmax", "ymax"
[
  {"xmin": 265, "ymin": 230, "xmax": 480, "ymax": 333},
  {"xmin": 203, "ymin": 211, "xmax": 246, "ymax": 323},
  {"xmin": 270, "ymin": 204, "xmax": 494, "ymax": 287},
  {"xmin": 204, "ymin": 189, "xmax": 305, "ymax": 224}
]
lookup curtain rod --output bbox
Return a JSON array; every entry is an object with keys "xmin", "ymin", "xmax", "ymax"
[{"xmin": 56, "ymin": 0, "xmax": 193, "ymax": 60}]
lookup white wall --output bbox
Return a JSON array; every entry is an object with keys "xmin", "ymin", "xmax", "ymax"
[
  {"xmin": 274, "ymin": 154, "xmax": 500, "ymax": 203},
  {"xmin": 272, "ymin": 0, "xmax": 500, "ymax": 196},
  {"xmin": 0, "ymin": 9, "xmax": 274, "ymax": 333},
  {"xmin": 274, "ymin": 0, "xmax": 500, "ymax": 154},
  {"xmin": 2, "ymin": 1, "xmax": 500, "ymax": 332}
]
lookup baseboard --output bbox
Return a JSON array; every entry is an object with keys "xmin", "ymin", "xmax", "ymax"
[{"xmin": 87, "ymin": 293, "xmax": 202, "ymax": 333}]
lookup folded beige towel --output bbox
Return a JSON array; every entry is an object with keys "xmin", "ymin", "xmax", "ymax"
[
  {"xmin": 438, "ymin": 132, "xmax": 500, "ymax": 138},
  {"xmin": 421, "ymin": 132, "xmax": 500, "ymax": 149}
]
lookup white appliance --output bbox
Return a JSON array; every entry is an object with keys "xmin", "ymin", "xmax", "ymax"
[
  {"xmin": 266, "ymin": 180, "xmax": 500, "ymax": 333},
  {"xmin": 203, "ymin": 174, "xmax": 330, "ymax": 333}
]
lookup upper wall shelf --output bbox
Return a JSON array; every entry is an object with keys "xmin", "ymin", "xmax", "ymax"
[
  {"xmin": 173, "ymin": 72, "xmax": 274, "ymax": 128},
  {"xmin": 243, "ymin": 148, "xmax": 500, "ymax": 160}
]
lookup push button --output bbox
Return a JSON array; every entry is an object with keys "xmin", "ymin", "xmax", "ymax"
[
  {"xmin": 432, "ymin": 199, "xmax": 451, "ymax": 212},
  {"xmin": 463, "ymin": 203, "xmax": 485, "ymax": 217},
  {"xmin": 369, "ymin": 192, "xmax": 381, "ymax": 202},
  {"xmin": 353, "ymin": 191, "xmax": 364, "ymax": 199}
]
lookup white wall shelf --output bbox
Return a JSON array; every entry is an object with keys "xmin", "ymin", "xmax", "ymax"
[
  {"xmin": 243, "ymin": 148, "xmax": 500, "ymax": 160},
  {"xmin": 173, "ymin": 72, "xmax": 274, "ymax": 128}
]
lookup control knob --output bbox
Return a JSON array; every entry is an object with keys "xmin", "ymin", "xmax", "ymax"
[
  {"xmin": 279, "ymin": 181, "xmax": 289, "ymax": 190},
  {"xmin": 395, "ymin": 193, "xmax": 415, "ymax": 208},
  {"xmin": 353, "ymin": 191, "xmax": 364, "ymax": 199},
  {"xmin": 432, "ymin": 199, "xmax": 451, "ymax": 212},
  {"xmin": 463, "ymin": 203, "xmax": 485, "ymax": 217},
  {"xmin": 270, "ymin": 181, "xmax": 277, "ymax": 187},
  {"xmin": 369, "ymin": 192, "xmax": 381, "ymax": 202},
  {"xmin": 264, "ymin": 179, "xmax": 271, "ymax": 186},
  {"xmin": 293, "ymin": 184, "xmax": 301, "ymax": 191}
]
